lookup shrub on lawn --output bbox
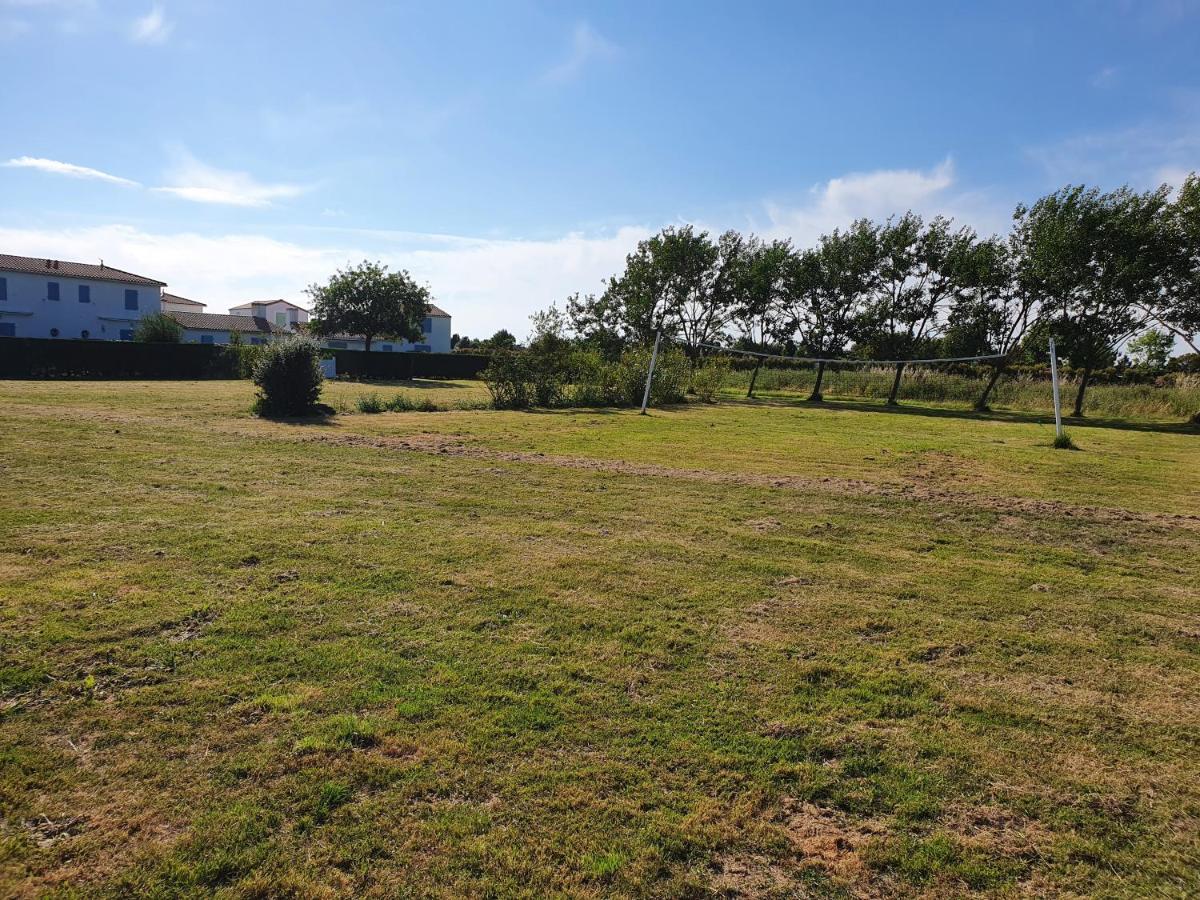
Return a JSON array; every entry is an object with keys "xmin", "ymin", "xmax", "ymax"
[
  {"xmin": 386, "ymin": 394, "xmax": 440, "ymax": 412},
  {"xmin": 133, "ymin": 313, "xmax": 183, "ymax": 343},
  {"xmin": 689, "ymin": 355, "xmax": 732, "ymax": 402},
  {"xmin": 356, "ymin": 393, "xmax": 385, "ymax": 413},
  {"xmin": 251, "ymin": 335, "xmax": 324, "ymax": 417},
  {"xmin": 483, "ymin": 344, "xmax": 689, "ymax": 410}
]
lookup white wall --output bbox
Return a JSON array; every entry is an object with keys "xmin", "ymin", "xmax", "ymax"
[
  {"xmin": 232, "ymin": 301, "xmax": 309, "ymax": 328},
  {"xmin": 0, "ymin": 270, "xmax": 159, "ymax": 340},
  {"xmin": 315, "ymin": 315, "xmax": 452, "ymax": 352}
]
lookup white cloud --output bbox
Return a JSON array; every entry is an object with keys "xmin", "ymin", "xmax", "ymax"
[
  {"xmin": 0, "ymin": 222, "xmax": 647, "ymax": 336},
  {"xmin": 129, "ymin": 4, "xmax": 171, "ymax": 44},
  {"xmin": 543, "ymin": 21, "xmax": 618, "ymax": 83},
  {"xmin": 1090, "ymin": 66, "xmax": 1119, "ymax": 88},
  {"xmin": 3, "ymin": 155, "xmax": 140, "ymax": 187},
  {"xmin": 0, "ymin": 159, "xmax": 1017, "ymax": 336},
  {"xmin": 154, "ymin": 152, "xmax": 307, "ymax": 208},
  {"xmin": 756, "ymin": 158, "xmax": 1010, "ymax": 242}
]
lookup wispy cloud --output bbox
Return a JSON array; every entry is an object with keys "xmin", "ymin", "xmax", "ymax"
[
  {"xmin": 130, "ymin": 4, "xmax": 171, "ymax": 44},
  {"xmin": 543, "ymin": 21, "xmax": 618, "ymax": 83},
  {"xmin": 153, "ymin": 151, "xmax": 307, "ymax": 207},
  {"xmin": 1090, "ymin": 66, "xmax": 1119, "ymax": 88},
  {"xmin": 3, "ymin": 155, "xmax": 140, "ymax": 187},
  {"xmin": 1025, "ymin": 110, "xmax": 1200, "ymax": 189},
  {"xmin": 0, "ymin": 17, "xmax": 30, "ymax": 39}
]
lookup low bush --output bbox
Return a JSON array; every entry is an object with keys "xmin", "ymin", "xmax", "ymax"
[
  {"xmin": 482, "ymin": 345, "xmax": 689, "ymax": 410},
  {"xmin": 251, "ymin": 336, "xmax": 324, "ymax": 417},
  {"xmin": 689, "ymin": 355, "xmax": 732, "ymax": 402},
  {"xmin": 386, "ymin": 394, "xmax": 440, "ymax": 412},
  {"xmin": 356, "ymin": 393, "xmax": 385, "ymax": 413}
]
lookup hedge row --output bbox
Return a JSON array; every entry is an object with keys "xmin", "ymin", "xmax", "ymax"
[
  {"xmin": 332, "ymin": 348, "xmax": 489, "ymax": 380},
  {"xmin": 0, "ymin": 337, "xmax": 491, "ymax": 380},
  {"xmin": 0, "ymin": 338, "xmax": 240, "ymax": 379}
]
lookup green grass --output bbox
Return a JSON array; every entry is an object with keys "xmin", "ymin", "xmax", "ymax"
[{"xmin": 1, "ymin": 380, "xmax": 1198, "ymax": 897}]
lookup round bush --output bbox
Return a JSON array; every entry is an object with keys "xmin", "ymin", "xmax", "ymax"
[{"xmin": 251, "ymin": 336, "xmax": 324, "ymax": 417}]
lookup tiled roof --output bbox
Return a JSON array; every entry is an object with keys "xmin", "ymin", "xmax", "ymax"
[
  {"xmin": 162, "ymin": 292, "xmax": 205, "ymax": 307},
  {"xmin": 0, "ymin": 253, "xmax": 166, "ymax": 287},
  {"xmin": 427, "ymin": 303, "xmax": 450, "ymax": 318},
  {"xmin": 229, "ymin": 298, "xmax": 308, "ymax": 311},
  {"xmin": 166, "ymin": 311, "xmax": 286, "ymax": 334}
]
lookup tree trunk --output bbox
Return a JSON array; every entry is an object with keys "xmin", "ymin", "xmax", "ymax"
[
  {"xmin": 747, "ymin": 358, "xmax": 762, "ymax": 398},
  {"xmin": 974, "ymin": 363, "xmax": 1004, "ymax": 412},
  {"xmin": 886, "ymin": 363, "xmax": 905, "ymax": 406},
  {"xmin": 1072, "ymin": 366, "xmax": 1091, "ymax": 417},
  {"xmin": 808, "ymin": 361, "xmax": 826, "ymax": 402}
]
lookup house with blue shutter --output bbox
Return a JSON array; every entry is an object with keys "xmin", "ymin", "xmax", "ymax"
[{"xmin": 0, "ymin": 253, "xmax": 165, "ymax": 341}]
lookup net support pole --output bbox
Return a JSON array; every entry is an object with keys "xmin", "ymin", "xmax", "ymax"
[
  {"xmin": 640, "ymin": 330, "xmax": 662, "ymax": 415},
  {"xmin": 1049, "ymin": 336, "xmax": 1063, "ymax": 438}
]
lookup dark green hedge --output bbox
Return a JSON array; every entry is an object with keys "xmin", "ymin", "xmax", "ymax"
[
  {"xmin": 0, "ymin": 337, "xmax": 240, "ymax": 379},
  {"xmin": 331, "ymin": 349, "xmax": 489, "ymax": 380},
  {"xmin": 0, "ymin": 337, "xmax": 492, "ymax": 381}
]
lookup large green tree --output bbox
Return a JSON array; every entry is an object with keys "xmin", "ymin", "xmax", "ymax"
[
  {"xmin": 1013, "ymin": 184, "xmax": 1175, "ymax": 416},
  {"xmin": 307, "ymin": 260, "xmax": 430, "ymax": 352},
  {"xmin": 776, "ymin": 220, "xmax": 880, "ymax": 400},
  {"xmin": 942, "ymin": 236, "xmax": 1037, "ymax": 410}
]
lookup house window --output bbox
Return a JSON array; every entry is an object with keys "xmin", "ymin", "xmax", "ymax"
[
  {"xmin": 0, "ymin": 277, "xmax": 7, "ymax": 301},
  {"xmin": 421, "ymin": 317, "xmax": 432, "ymax": 334},
  {"xmin": 119, "ymin": 329, "xmax": 134, "ymax": 341},
  {"xmin": 275, "ymin": 312, "xmax": 287, "ymax": 327},
  {"xmin": 200, "ymin": 334, "xmax": 214, "ymax": 344},
  {"xmin": 328, "ymin": 340, "xmax": 347, "ymax": 349},
  {"xmin": 78, "ymin": 285, "xmax": 91, "ymax": 303},
  {"xmin": 47, "ymin": 281, "xmax": 60, "ymax": 301},
  {"xmin": 381, "ymin": 344, "xmax": 393, "ymax": 352},
  {"xmin": 249, "ymin": 337, "xmax": 264, "ymax": 345},
  {"xmin": 124, "ymin": 289, "xmax": 138, "ymax": 310},
  {"xmin": 0, "ymin": 323, "xmax": 14, "ymax": 337}
]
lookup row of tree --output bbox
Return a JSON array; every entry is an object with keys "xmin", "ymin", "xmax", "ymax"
[{"xmin": 539, "ymin": 176, "xmax": 1199, "ymax": 415}]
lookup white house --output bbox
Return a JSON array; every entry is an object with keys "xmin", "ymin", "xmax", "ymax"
[
  {"xmin": 228, "ymin": 298, "xmax": 453, "ymax": 352},
  {"xmin": 0, "ymin": 253, "xmax": 165, "ymax": 341}
]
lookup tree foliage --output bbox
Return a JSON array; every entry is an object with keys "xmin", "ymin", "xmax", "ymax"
[
  {"xmin": 134, "ymin": 312, "xmax": 183, "ymax": 343},
  {"xmin": 306, "ymin": 260, "xmax": 430, "ymax": 352}
]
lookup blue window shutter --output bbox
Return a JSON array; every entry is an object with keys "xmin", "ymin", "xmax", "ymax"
[
  {"xmin": 125, "ymin": 289, "xmax": 138, "ymax": 310},
  {"xmin": 0, "ymin": 323, "xmax": 15, "ymax": 337},
  {"xmin": 0, "ymin": 277, "xmax": 7, "ymax": 301},
  {"xmin": 47, "ymin": 281, "xmax": 60, "ymax": 301},
  {"xmin": 200, "ymin": 334, "xmax": 214, "ymax": 344},
  {"xmin": 79, "ymin": 285, "xmax": 90, "ymax": 303},
  {"xmin": 422, "ymin": 317, "xmax": 432, "ymax": 333}
]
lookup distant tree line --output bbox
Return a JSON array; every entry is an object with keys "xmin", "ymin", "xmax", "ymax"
[{"xmin": 527, "ymin": 176, "xmax": 1199, "ymax": 416}]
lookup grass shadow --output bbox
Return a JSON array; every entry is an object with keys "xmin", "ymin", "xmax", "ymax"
[{"xmin": 337, "ymin": 378, "xmax": 472, "ymax": 390}]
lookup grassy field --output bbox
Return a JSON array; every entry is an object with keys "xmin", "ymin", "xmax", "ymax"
[{"xmin": 1, "ymin": 380, "xmax": 1198, "ymax": 897}]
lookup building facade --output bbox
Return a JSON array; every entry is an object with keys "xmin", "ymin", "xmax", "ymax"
[{"xmin": 0, "ymin": 254, "xmax": 165, "ymax": 341}]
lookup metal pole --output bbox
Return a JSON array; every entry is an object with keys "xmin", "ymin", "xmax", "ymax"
[
  {"xmin": 1049, "ymin": 336, "xmax": 1063, "ymax": 437},
  {"xmin": 640, "ymin": 330, "xmax": 662, "ymax": 415}
]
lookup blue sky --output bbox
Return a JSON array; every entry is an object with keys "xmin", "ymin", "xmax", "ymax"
[{"xmin": 1, "ymin": 1, "xmax": 1198, "ymax": 335}]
